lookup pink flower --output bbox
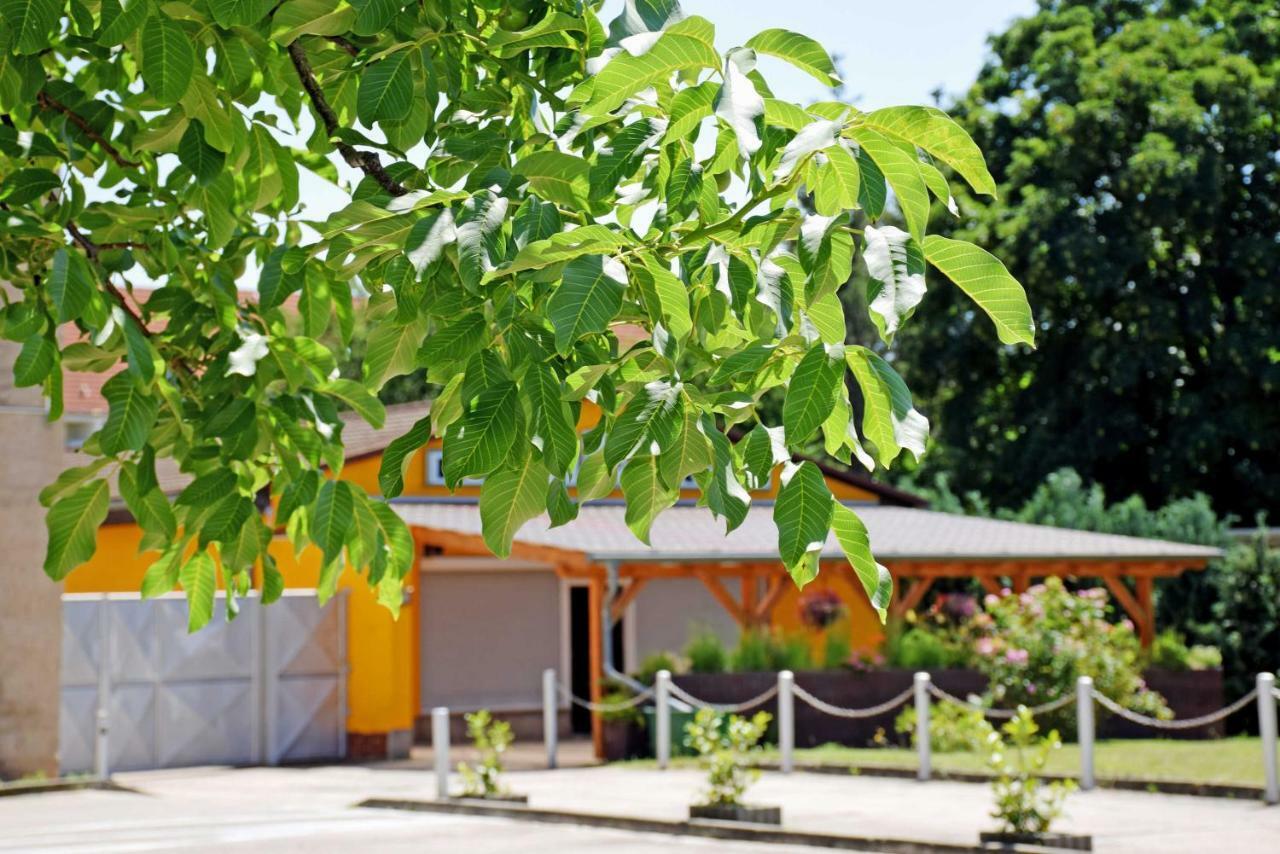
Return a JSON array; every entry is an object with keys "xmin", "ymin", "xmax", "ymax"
[
  {"xmin": 1005, "ymin": 648, "xmax": 1029, "ymax": 665},
  {"xmin": 984, "ymin": 594, "xmax": 999, "ymax": 608},
  {"xmin": 976, "ymin": 638, "xmax": 997, "ymax": 656}
]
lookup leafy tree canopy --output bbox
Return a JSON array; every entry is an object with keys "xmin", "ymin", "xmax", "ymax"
[
  {"xmin": 0, "ymin": 0, "xmax": 1030, "ymax": 629},
  {"xmin": 896, "ymin": 0, "xmax": 1280, "ymax": 518}
]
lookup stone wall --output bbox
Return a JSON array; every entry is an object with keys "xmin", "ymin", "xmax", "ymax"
[{"xmin": 0, "ymin": 338, "xmax": 64, "ymax": 779}]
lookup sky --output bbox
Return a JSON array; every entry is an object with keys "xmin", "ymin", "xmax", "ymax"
[{"xmin": 604, "ymin": 0, "xmax": 1036, "ymax": 108}]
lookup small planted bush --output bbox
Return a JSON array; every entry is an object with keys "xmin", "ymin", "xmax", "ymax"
[
  {"xmin": 685, "ymin": 708, "xmax": 772, "ymax": 807},
  {"xmin": 730, "ymin": 629, "xmax": 812, "ymax": 673},
  {"xmin": 986, "ymin": 707, "xmax": 1074, "ymax": 835},
  {"xmin": 457, "ymin": 710, "xmax": 513, "ymax": 799},
  {"xmin": 685, "ymin": 630, "xmax": 729, "ymax": 674},
  {"xmin": 895, "ymin": 700, "xmax": 993, "ymax": 753}
]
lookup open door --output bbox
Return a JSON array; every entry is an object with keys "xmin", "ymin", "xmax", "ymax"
[{"xmin": 568, "ymin": 585, "xmax": 624, "ymax": 734}]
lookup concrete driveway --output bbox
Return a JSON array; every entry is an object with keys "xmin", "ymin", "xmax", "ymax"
[{"xmin": 1, "ymin": 763, "xmax": 1277, "ymax": 852}]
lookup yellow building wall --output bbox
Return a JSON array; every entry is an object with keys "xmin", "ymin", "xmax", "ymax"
[{"xmin": 768, "ymin": 566, "xmax": 886, "ymax": 659}]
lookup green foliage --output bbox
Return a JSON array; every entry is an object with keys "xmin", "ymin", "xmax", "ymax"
[
  {"xmin": 896, "ymin": 0, "xmax": 1280, "ymax": 520},
  {"xmin": 3, "ymin": 0, "xmax": 1029, "ymax": 624},
  {"xmin": 684, "ymin": 707, "xmax": 771, "ymax": 807},
  {"xmin": 1147, "ymin": 628, "xmax": 1221, "ymax": 673},
  {"xmin": 973, "ymin": 578, "xmax": 1169, "ymax": 737},
  {"xmin": 729, "ymin": 628, "xmax": 812, "ymax": 673},
  {"xmin": 895, "ymin": 700, "xmax": 993, "ymax": 753},
  {"xmin": 986, "ymin": 708, "xmax": 1073, "ymax": 835},
  {"xmin": 635, "ymin": 650, "xmax": 682, "ymax": 686},
  {"xmin": 882, "ymin": 624, "xmax": 967, "ymax": 670},
  {"xmin": 821, "ymin": 629, "xmax": 851, "ymax": 671},
  {"xmin": 685, "ymin": 629, "xmax": 729, "ymax": 674},
  {"xmin": 1211, "ymin": 530, "xmax": 1280, "ymax": 700},
  {"xmin": 456, "ymin": 709, "xmax": 513, "ymax": 799}
]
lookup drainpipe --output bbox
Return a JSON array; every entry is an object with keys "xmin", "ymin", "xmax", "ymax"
[{"xmin": 601, "ymin": 561, "xmax": 690, "ymax": 710}]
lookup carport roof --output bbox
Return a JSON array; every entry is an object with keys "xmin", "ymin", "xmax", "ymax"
[{"xmin": 391, "ymin": 499, "xmax": 1222, "ymax": 565}]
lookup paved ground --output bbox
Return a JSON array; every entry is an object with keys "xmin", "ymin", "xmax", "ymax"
[{"xmin": 2, "ymin": 763, "xmax": 1277, "ymax": 852}]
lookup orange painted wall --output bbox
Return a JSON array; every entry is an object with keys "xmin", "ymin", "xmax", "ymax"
[{"xmin": 769, "ymin": 565, "xmax": 885, "ymax": 658}]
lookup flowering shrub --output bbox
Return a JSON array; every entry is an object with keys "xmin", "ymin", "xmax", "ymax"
[
  {"xmin": 685, "ymin": 708, "xmax": 771, "ymax": 807},
  {"xmin": 457, "ymin": 710, "xmax": 513, "ymax": 798},
  {"xmin": 986, "ymin": 707, "xmax": 1073, "ymax": 835},
  {"xmin": 895, "ymin": 700, "xmax": 994, "ymax": 752},
  {"xmin": 972, "ymin": 578, "xmax": 1169, "ymax": 735}
]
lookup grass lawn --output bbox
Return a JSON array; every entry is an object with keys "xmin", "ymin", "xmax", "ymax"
[{"xmin": 625, "ymin": 737, "xmax": 1271, "ymax": 788}]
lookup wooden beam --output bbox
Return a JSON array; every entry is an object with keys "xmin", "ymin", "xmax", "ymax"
[
  {"xmin": 741, "ymin": 574, "xmax": 759, "ymax": 626},
  {"xmin": 977, "ymin": 576, "xmax": 1001, "ymax": 596},
  {"xmin": 755, "ymin": 573, "xmax": 790, "ymax": 624},
  {"xmin": 1103, "ymin": 576, "xmax": 1151, "ymax": 646},
  {"xmin": 608, "ymin": 578, "xmax": 648, "ymax": 625},
  {"xmin": 1135, "ymin": 576, "xmax": 1156, "ymax": 648},
  {"xmin": 891, "ymin": 577, "xmax": 934, "ymax": 619},
  {"xmin": 695, "ymin": 571, "xmax": 749, "ymax": 626},
  {"xmin": 588, "ymin": 574, "xmax": 604, "ymax": 759}
]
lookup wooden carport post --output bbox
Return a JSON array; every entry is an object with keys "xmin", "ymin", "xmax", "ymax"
[{"xmin": 587, "ymin": 569, "xmax": 605, "ymax": 758}]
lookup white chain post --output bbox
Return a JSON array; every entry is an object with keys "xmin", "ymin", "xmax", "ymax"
[
  {"xmin": 914, "ymin": 672, "xmax": 931, "ymax": 782},
  {"xmin": 94, "ymin": 594, "xmax": 110, "ymax": 781},
  {"xmin": 655, "ymin": 669, "xmax": 671, "ymax": 770},
  {"xmin": 543, "ymin": 668, "xmax": 558, "ymax": 770},
  {"xmin": 1258, "ymin": 673, "xmax": 1278, "ymax": 805},
  {"xmin": 1077, "ymin": 676, "xmax": 1095, "ymax": 791},
  {"xmin": 778, "ymin": 670, "xmax": 795, "ymax": 774},
  {"xmin": 432, "ymin": 707, "xmax": 450, "ymax": 800}
]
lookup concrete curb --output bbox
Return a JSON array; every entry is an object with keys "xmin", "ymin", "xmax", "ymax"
[
  {"xmin": 761, "ymin": 762, "xmax": 1266, "ymax": 801},
  {"xmin": 0, "ymin": 778, "xmax": 135, "ymax": 798},
  {"xmin": 358, "ymin": 797, "xmax": 1063, "ymax": 853}
]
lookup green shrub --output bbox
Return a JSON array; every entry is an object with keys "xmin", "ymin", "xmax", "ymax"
[
  {"xmin": 890, "ymin": 627, "xmax": 951, "ymax": 670},
  {"xmin": 634, "ymin": 651, "xmax": 682, "ymax": 686},
  {"xmin": 986, "ymin": 708, "xmax": 1073, "ymax": 835},
  {"xmin": 1148, "ymin": 628, "xmax": 1193, "ymax": 671},
  {"xmin": 685, "ymin": 630, "xmax": 729, "ymax": 674},
  {"xmin": 1212, "ymin": 531, "xmax": 1280, "ymax": 700},
  {"xmin": 823, "ymin": 630, "xmax": 852, "ymax": 670},
  {"xmin": 729, "ymin": 629, "xmax": 812, "ymax": 672},
  {"xmin": 895, "ymin": 701, "xmax": 993, "ymax": 753},
  {"xmin": 457, "ymin": 710, "xmax": 513, "ymax": 798},
  {"xmin": 973, "ymin": 578, "xmax": 1169, "ymax": 736},
  {"xmin": 684, "ymin": 708, "xmax": 771, "ymax": 807}
]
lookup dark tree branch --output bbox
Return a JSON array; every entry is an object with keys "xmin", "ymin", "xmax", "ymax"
[
  {"xmin": 65, "ymin": 223, "xmax": 147, "ymax": 330},
  {"xmin": 326, "ymin": 35, "xmax": 360, "ymax": 56},
  {"xmin": 287, "ymin": 41, "xmax": 408, "ymax": 197},
  {"xmin": 37, "ymin": 92, "xmax": 142, "ymax": 170}
]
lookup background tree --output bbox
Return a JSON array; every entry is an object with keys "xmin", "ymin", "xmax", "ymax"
[
  {"xmin": 0, "ymin": 0, "xmax": 1031, "ymax": 629},
  {"xmin": 896, "ymin": 0, "xmax": 1280, "ymax": 517}
]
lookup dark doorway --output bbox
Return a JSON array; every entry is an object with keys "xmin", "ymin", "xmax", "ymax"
[{"xmin": 569, "ymin": 585, "xmax": 625, "ymax": 734}]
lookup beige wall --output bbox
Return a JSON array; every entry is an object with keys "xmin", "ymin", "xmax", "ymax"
[
  {"xmin": 631, "ymin": 578, "xmax": 740, "ymax": 665},
  {"xmin": 419, "ymin": 564, "xmax": 561, "ymax": 712},
  {"xmin": 0, "ymin": 338, "xmax": 64, "ymax": 780}
]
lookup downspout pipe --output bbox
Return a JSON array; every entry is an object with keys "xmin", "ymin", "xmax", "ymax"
[{"xmin": 601, "ymin": 560, "xmax": 690, "ymax": 710}]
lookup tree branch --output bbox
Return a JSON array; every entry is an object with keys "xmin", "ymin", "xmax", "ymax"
[
  {"xmin": 287, "ymin": 41, "xmax": 408, "ymax": 197},
  {"xmin": 326, "ymin": 35, "xmax": 360, "ymax": 57},
  {"xmin": 37, "ymin": 91, "xmax": 142, "ymax": 170},
  {"xmin": 65, "ymin": 223, "xmax": 147, "ymax": 330}
]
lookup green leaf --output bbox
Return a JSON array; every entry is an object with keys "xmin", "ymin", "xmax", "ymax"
[
  {"xmin": 176, "ymin": 470, "xmax": 238, "ymax": 511},
  {"xmin": 831, "ymin": 502, "xmax": 892, "ymax": 621},
  {"xmin": 261, "ymin": 555, "xmax": 285, "ymax": 604},
  {"xmin": 782, "ymin": 342, "xmax": 842, "ymax": 445},
  {"xmin": 140, "ymin": 16, "xmax": 195, "ymax": 103},
  {"xmin": 845, "ymin": 346, "xmax": 929, "ymax": 467},
  {"xmin": 741, "ymin": 422, "xmax": 786, "ymax": 490},
  {"xmin": 513, "ymin": 150, "xmax": 590, "ymax": 209},
  {"xmin": 99, "ymin": 372, "xmax": 159, "ymax": 455},
  {"xmin": 620, "ymin": 455, "xmax": 678, "ymax": 544},
  {"xmin": 823, "ymin": 143, "xmax": 861, "ymax": 210},
  {"xmin": 122, "ymin": 315, "xmax": 156, "ymax": 383},
  {"xmin": 179, "ymin": 552, "xmax": 216, "ymax": 632},
  {"xmin": 379, "ymin": 413, "xmax": 431, "ymax": 498},
  {"xmin": 271, "ymin": 0, "xmax": 354, "ymax": 43},
  {"xmin": 13, "ymin": 334, "xmax": 54, "ymax": 387},
  {"xmin": 637, "ymin": 257, "xmax": 693, "ymax": 342},
  {"xmin": 39, "ymin": 457, "xmax": 111, "ymax": 507},
  {"xmin": 664, "ymin": 81, "xmax": 717, "ymax": 143},
  {"xmin": 548, "ymin": 255, "xmax": 628, "ymax": 355},
  {"xmin": 702, "ymin": 415, "xmax": 750, "ymax": 533},
  {"xmin": 43, "ymin": 479, "xmax": 110, "ymax": 580},
  {"xmin": 312, "ymin": 479, "xmax": 355, "ymax": 565},
  {"xmin": 479, "ymin": 452, "xmax": 549, "ymax": 558},
  {"xmin": 745, "ymin": 28, "xmax": 839, "ymax": 87},
  {"xmin": 546, "ymin": 478, "xmax": 578, "ymax": 527},
  {"xmin": 658, "ymin": 404, "xmax": 712, "ymax": 489},
  {"xmin": 527, "ymin": 363, "xmax": 578, "ymax": 478},
  {"xmin": 179, "ymin": 73, "xmax": 234, "ymax": 152},
  {"xmin": 321, "ymin": 378, "xmax": 387, "ymax": 428},
  {"xmin": 605, "ymin": 380, "xmax": 683, "ymax": 470},
  {"xmin": 584, "ymin": 16, "xmax": 721, "ymax": 114},
  {"xmin": 773, "ymin": 461, "xmax": 833, "ymax": 588},
  {"xmin": 863, "ymin": 224, "xmax": 926, "ymax": 342},
  {"xmin": 97, "ymin": 0, "xmax": 149, "ymax": 45},
  {"xmin": 848, "ymin": 126, "xmax": 930, "ymax": 241},
  {"xmin": 922, "ymin": 235, "xmax": 1036, "ymax": 347},
  {"xmin": 140, "ymin": 542, "xmax": 184, "ymax": 599},
  {"xmin": 363, "ymin": 315, "xmax": 428, "ymax": 389},
  {"xmin": 0, "ymin": 0, "xmax": 60, "ymax": 54},
  {"xmin": 488, "ymin": 10, "xmax": 584, "ymax": 57},
  {"xmin": 575, "ymin": 448, "xmax": 615, "ymax": 502},
  {"xmin": 177, "ymin": 118, "xmax": 225, "ymax": 185},
  {"xmin": 357, "ymin": 49, "xmax": 414, "ymax": 126},
  {"xmin": 418, "ymin": 314, "xmax": 485, "ymax": 367},
  {"xmin": 348, "ymin": 0, "xmax": 402, "ymax": 36},
  {"xmin": 208, "ymin": 0, "xmax": 272, "ymax": 28},
  {"xmin": 0, "ymin": 167, "xmax": 59, "ymax": 204},
  {"xmin": 861, "ymin": 105, "xmax": 996, "ymax": 197},
  {"xmin": 48, "ymin": 249, "xmax": 93, "ymax": 324},
  {"xmin": 441, "ymin": 381, "xmax": 520, "ymax": 487}
]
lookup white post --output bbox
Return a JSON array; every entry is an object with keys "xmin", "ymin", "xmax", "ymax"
[
  {"xmin": 94, "ymin": 594, "xmax": 110, "ymax": 781},
  {"xmin": 655, "ymin": 669, "xmax": 671, "ymax": 770},
  {"xmin": 778, "ymin": 670, "xmax": 795, "ymax": 774},
  {"xmin": 432, "ymin": 707, "xmax": 450, "ymax": 800},
  {"xmin": 543, "ymin": 668, "xmax": 558, "ymax": 770},
  {"xmin": 1258, "ymin": 673, "xmax": 1278, "ymax": 805},
  {"xmin": 1077, "ymin": 676, "xmax": 1095, "ymax": 791},
  {"xmin": 914, "ymin": 672, "xmax": 931, "ymax": 782}
]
